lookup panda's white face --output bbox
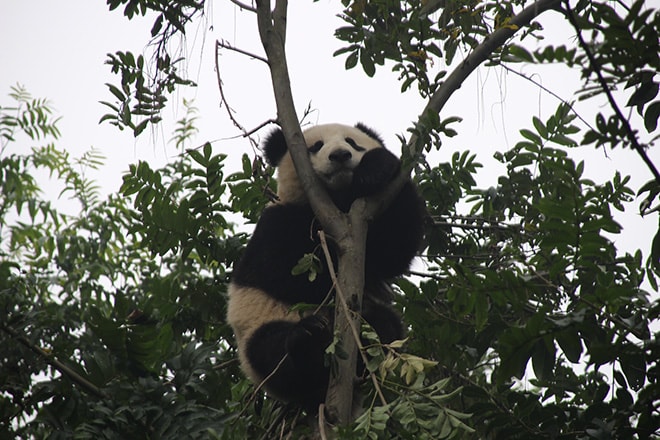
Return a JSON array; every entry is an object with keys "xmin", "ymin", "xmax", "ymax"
[{"xmin": 303, "ymin": 124, "xmax": 382, "ymax": 190}]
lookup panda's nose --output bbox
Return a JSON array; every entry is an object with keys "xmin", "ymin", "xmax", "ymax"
[{"xmin": 329, "ymin": 149, "xmax": 352, "ymax": 163}]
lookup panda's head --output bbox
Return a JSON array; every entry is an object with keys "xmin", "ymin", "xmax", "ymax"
[{"xmin": 263, "ymin": 123, "xmax": 385, "ymax": 203}]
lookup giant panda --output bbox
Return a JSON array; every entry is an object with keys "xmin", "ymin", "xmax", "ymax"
[{"xmin": 227, "ymin": 122, "xmax": 425, "ymax": 410}]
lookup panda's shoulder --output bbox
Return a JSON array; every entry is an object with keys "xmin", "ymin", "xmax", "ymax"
[{"xmin": 253, "ymin": 203, "xmax": 316, "ymax": 235}]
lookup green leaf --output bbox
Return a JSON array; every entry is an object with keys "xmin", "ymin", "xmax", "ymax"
[
  {"xmin": 643, "ymin": 101, "xmax": 660, "ymax": 132},
  {"xmin": 532, "ymin": 117, "xmax": 548, "ymax": 139},
  {"xmin": 520, "ymin": 129, "xmax": 542, "ymax": 145},
  {"xmin": 620, "ymin": 349, "xmax": 646, "ymax": 390},
  {"xmin": 187, "ymin": 148, "xmax": 207, "ymax": 167},
  {"xmin": 532, "ymin": 337, "xmax": 555, "ymax": 381},
  {"xmin": 651, "ymin": 226, "xmax": 660, "ymax": 272},
  {"xmin": 556, "ymin": 329, "xmax": 582, "ymax": 363},
  {"xmin": 508, "ymin": 44, "xmax": 534, "ymax": 62},
  {"xmin": 551, "ymin": 133, "xmax": 577, "ymax": 147},
  {"xmin": 291, "ymin": 253, "xmax": 322, "ymax": 282},
  {"xmin": 498, "ymin": 326, "xmax": 535, "ymax": 382},
  {"xmin": 359, "ymin": 50, "xmax": 376, "ymax": 77},
  {"xmin": 626, "ymin": 81, "xmax": 658, "ymax": 108},
  {"xmin": 105, "ymin": 83, "xmax": 126, "ymax": 101},
  {"xmin": 345, "ymin": 50, "xmax": 359, "ymax": 69}
]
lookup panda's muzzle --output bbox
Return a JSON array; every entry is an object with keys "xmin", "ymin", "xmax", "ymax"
[{"xmin": 329, "ymin": 149, "xmax": 352, "ymax": 164}]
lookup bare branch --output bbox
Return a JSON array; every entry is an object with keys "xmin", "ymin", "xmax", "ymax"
[
  {"xmin": 256, "ymin": 0, "xmax": 361, "ymax": 424},
  {"xmin": 319, "ymin": 230, "xmax": 388, "ymax": 409},
  {"xmin": 229, "ymin": 0, "xmax": 257, "ymax": 13},
  {"xmin": 319, "ymin": 203, "xmax": 369, "ymax": 422},
  {"xmin": 214, "ymin": 39, "xmax": 274, "ymax": 145},
  {"xmin": 318, "ymin": 404, "xmax": 329, "ymax": 440},
  {"xmin": 215, "ymin": 40, "xmax": 248, "ymax": 133},
  {"xmin": 216, "ymin": 39, "xmax": 268, "ymax": 64},
  {"xmin": 243, "ymin": 118, "xmax": 278, "ymax": 137}
]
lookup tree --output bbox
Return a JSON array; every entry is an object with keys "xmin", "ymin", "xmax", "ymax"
[{"xmin": 1, "ymin": 0, "xmax": 659, "ymax": 439}]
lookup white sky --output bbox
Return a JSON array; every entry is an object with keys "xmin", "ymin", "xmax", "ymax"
[{"xmin": 1, "ymin": 0, "xmax": 658, "ymax": 266}]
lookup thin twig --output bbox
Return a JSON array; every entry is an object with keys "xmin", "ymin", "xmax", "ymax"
[
  {"xmin": 216, "ymin": 39, "xmax": 268, "ymax": 64},
  {"xmin": 215, "ymin": 40, "xmax": 262, "ymax": 135},
  {"xmin": 244, "ymin": 119, "xmax": 278, "ymax": 138},
  {"xmin": 239, "ymin": 353, "xmax": 289, "ymax": 416},
  {"xmin": 229, "ymin": 0, "xmax": 257, "ymax": 13},
  {"xmin": 318, "ymin": 403, "xmax": 328, "ymax": 440},
  {"xmin": 499, "ymin": 64, "xmax": 595, "ymax": 131},
  {"xmin": 432, "ymin": 219, "xmax": 518, "ymax": 232}
]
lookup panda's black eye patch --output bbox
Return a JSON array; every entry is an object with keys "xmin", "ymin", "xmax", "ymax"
[
  {"xmin": 309, "ymin": 141, "xmax": 324, "ymax": 153},
  {"xmin": 345, "ymin": 137, "xmax": 366, "ymax": 152}
]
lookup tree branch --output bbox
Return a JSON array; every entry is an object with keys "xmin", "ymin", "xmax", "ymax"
[
  {"xmin": 1, "ymin": 323, "xmax": 107, "ymax": 399},
  {"xmin": 319, "ymin": 230, "xmax": 388, "ymax": 409},
  {"xmin": 499, "ymin": 64, "xmax": 594, "ymax": 131},
  {"xmin": 365, "ymin": 0, "xmax": 563, "ymax": 221},
  {"xmin": 216, "ymin": 39, "xmax": 268, "ymax": 64},
  {"xmin": 412, "ymin": 0, "xmax": 563, "ymax": 156}
]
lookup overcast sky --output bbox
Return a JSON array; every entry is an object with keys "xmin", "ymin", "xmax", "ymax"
[{"xmin": 1, "ymin": 0, "xmax": 658, "ymax": 262}]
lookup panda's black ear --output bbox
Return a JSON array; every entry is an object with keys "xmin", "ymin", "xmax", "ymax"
[
  {"xmin": 263, "ymin": 128, "xmax": 288, "ymax": 166},
  {"xmin": 355, "ymin": 123, "xmax": 385, "ymax": 146}
]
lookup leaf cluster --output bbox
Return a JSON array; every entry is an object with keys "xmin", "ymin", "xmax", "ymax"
[
  {"xmin": 101, "ymin": 51, "xmax": 195, "ymax": 136},
  {"xmin": 101, "ymin": 0, "xmax": 203, "ymax": 136}
]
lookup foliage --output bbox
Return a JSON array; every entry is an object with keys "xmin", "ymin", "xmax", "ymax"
[
  {"xmin": 410, "ymin": 102, "xmax": 658, "ymax": 438},
  {"xmin": 0, "ymin": 89, "xmax": 249, "ymax": 438},
  {"xmin": 100, "ymin": 0, "xmax": 202, "ymax": 135},
  {"xmin": 2, "ymin": 0, "xmax": 660, "ymax": 439}
]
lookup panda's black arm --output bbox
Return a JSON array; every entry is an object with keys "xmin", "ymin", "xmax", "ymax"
[
  {"xmin": 351, "ymin": 148, "xmax": 425, "ymax": 279},
  {"xmin": 364, "ymin": 179, "xmax": 426, "ymax": 280},
  {"xmin": 231, "ymin": 204, "xmax": 335, "ymax": 304},
  {"xmin": 351, "ymin": 148, "xmax": 402, "ymax": 198}
]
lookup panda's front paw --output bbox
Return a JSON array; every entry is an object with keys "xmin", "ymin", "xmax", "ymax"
[
  {"xmin": 352, "ymin": 149, "xmax": 401, "ymax": 197},
  {"xmin": 286, "ymin": 315, "xmax": 333, "ymax": 362}
]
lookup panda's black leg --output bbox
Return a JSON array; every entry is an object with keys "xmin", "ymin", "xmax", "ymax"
[
  {"xmin": 362, "ymin": 300, "xmax": 404, "ymax": 344},
  {"xmin": 245, "ymin": 315, "xmax": 332, "ymax": 408}
]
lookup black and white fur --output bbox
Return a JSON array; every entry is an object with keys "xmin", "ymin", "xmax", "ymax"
[{"xmin": 227, "ymin": 123, "xmax": 425, "ymax": 409}]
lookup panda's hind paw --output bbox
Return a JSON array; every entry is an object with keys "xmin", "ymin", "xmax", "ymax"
[{"xmin": 286, "ymin": 315, "xmax": 332, "ymax": 357}]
